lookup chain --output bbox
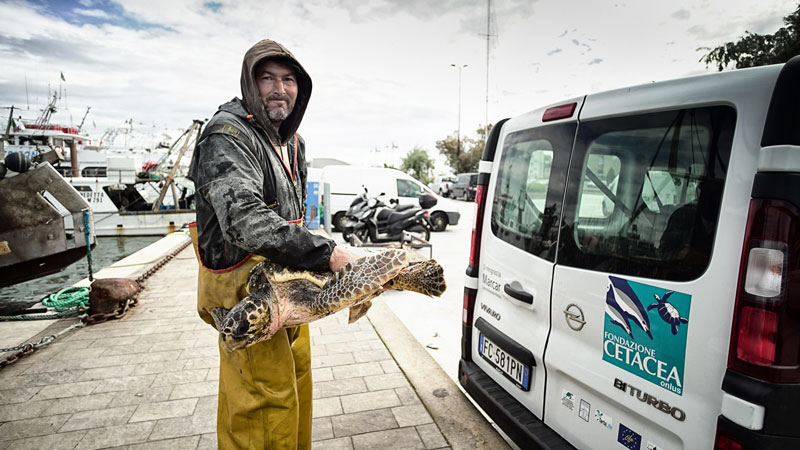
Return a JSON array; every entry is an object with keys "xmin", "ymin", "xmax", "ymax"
[
  {"xmin": 80, "ymin": 296, "xmax": 139, "ymax": 326},
  {"xmin": 0, "ymin": 324, "xmax": 80, "ymax": 369},
  {"xmin": 134, "ymin": 239, "xmax": 191, "ymax": 285}
]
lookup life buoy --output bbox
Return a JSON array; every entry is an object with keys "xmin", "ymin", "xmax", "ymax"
[{"xmin": 54, "ymin": 145, "xmax": 66, "ymax": 156}]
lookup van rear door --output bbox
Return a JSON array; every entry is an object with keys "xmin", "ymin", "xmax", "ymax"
[
  {"xmin": 544, "ymin": 91, "xmax": 742, "ymax": 447},
  {"xmin": 471, "ymin": 107, "xmax": 579, "ymax": 419}
]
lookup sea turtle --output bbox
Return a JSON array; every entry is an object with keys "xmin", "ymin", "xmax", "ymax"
[
  {"xmin": 210, "ymin": 249, "xmax": 446, "ymax": 352},
  {"xmin": 647, "ymin": 291, "xmax": 689, "ymax": 335}
]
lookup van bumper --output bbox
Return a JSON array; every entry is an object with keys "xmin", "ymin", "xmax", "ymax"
[
  {"xmin": 717, "ymin": 369, "xmax": 800, "ymax": 448},
  {"xmin": 446, "ymin": 212, "xmax": 460, "ymax": 225},
  {"xmin": 458, "ymin": 359, "xmax": 575, "ymax": 450}
]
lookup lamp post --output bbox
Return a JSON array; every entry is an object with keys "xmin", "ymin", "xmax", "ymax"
[{"xmin": 450, "ymin": 63, "xmax": 467, "ymax": 163}]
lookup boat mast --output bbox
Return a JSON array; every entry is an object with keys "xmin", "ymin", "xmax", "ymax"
[
  {"xmin": 151, "ymin": 119, "xmax": 205, "ymax": 211},
  {"xmin": 77, "ymin": 107, "xmax": 91, "ymax": 133}
]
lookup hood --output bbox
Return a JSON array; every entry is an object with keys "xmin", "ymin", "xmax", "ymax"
[{"xmin": 240, "ymin": 40, "xmax": 312, "ymax": 144}]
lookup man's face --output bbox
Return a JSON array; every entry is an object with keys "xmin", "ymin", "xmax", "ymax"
[{"xmin": 255, "ymin": 60, "xmax": 298, "ymax": 123}]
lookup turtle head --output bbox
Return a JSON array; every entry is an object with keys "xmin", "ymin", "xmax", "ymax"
[{"xmin": 214, "ymin": 291, "xmax": 277, "ymax": 353}]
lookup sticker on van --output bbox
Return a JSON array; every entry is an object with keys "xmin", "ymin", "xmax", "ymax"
[{"xmin": 602, "ymin": 276, "xmax": 691, "ymax": 396}]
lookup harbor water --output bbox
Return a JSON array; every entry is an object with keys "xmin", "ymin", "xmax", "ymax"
[{"xmin": 0, "ymin": 236, "xmax": 161, "ymax": 309}]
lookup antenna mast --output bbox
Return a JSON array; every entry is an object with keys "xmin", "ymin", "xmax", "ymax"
[{"xmin": 484, "ymin": 0, "xmax": 492, "ymax": 139}]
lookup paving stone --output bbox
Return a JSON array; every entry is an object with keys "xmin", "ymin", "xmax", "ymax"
[
  {"xmin": 48, "ymin": 392, "xmax": 117, "ymax": 416},
  {"xmin": 332, "ymin": 362, "xmax": 384, "ymax": 379},
  {"xmin": 0, "ymin": 386, "xmax": 40, "ymax": 405},
  {"xmin": 313, "ymin": 437, "xmax": 354, "ymax": 449},
  {"xmin": 131, "ymin": 350, "xmax": 183, "ymax": 364},
  {"xmin": 128, "ymin": 435, "xmax": 200, "ymax": 450},
  {"xmin": 148, "ymin": 338, "xmax": 199, "ymax": 352},
  {"xmin": 151, "ymin": 368, "xmax": 209, "ymax": 387},
  {"xmin": 206, "ymin": 369, "xmax": 219, "ymax": 381},
  {"xmin": 365, "ymin": 373, "xmax": 411, "ymax": 391},
  {"xmin": 89, "ymin": 335, "xmax": 140, "ymax": 348},
  {"xmin": 104, "ymin": 344, "xmax": 153, "ymax": 357},
  {"xmin": 23, "ymin": 359, "xmax": 84, "ymax": 374},
  {"xmin": 318, "ymin": 323, "xmax": 357, "ymax": 335},
  {"xmin": 313, "ymin": 377, "xmax": 367, "ymax": 399},
  {"xmin": 26, "ymin": 369, "xmax": 88, "ymax": 387},
  {"xmin": 183, "ymin": 357, "xmax": 218, "ymax": 370},
  {"xmin": 197, "ymin": 433, "xmax": 217, "ymax": 450},
  {"xmin": 330, "ymin": 409, "xmax": 398, "ymax": 438},
  {"xmin": 395, "ymin": 387, "xmax": 422, "ymax": 406},
  {"xmin": 416, "ymin": 423, "xmax": 448, "ymax": 449},
  {"xmin": 169, "ymin": 380, "xmax": 218, "ymax": 399},
  {"xmin": 78, "ymin": 365, "xmax": 136, "ymax": 381},
  {"xmin": 0, "ymin": 430, "xmax": 87, "ymax": 450},
  {"xmin": 0, "ymin": 413, "xmax": 71, "ymax": 441},
  {"xmin": 351, "ymin": 427, "xmax": 425, "ymax": 450},
  {"xmin": 353, "ymin": 329, "xmax": 379, "ymax": 341},
  {"xmin": 312, "ymin": 417, "xmax": 334, "ymax": 441},
  {"xmin": 92, "ymin": 375, "xmax": 156, "ymax": 394},
  {"xmin": 79, "ymin": 354, "xmax": 135, "ymax": 369},
  {"xmin": 49, "ymin": 347, "xmax": 108, "ymax": 361},
  {"xmin": 313, "ymin": 367, "xmax": 334, "ymax": 382},
  {"xmin": 311, "ymin": 345, "xmax": 328, "ymax": 356},
  {"xmin": 108, "ymin": 386, "xmax": 173, "ymax": 407},
  {"xmin": 353, "ymin": 348, "xmax": 393, "ymax": 363},
  {"xmin": 129, "ymin": 398, "xmax": 198, "ymax": 423},
  {"xmin": 380, "ymin": 360, "xmax": 401, "ymax": 374},
  {"xmin": 313, "ymin": 397, "xmax": 343, "ymax": 418},
  {"xmin": 312, "ymin": 352, "xmax": 356, "ymax": 369},
  {"xmin": 0, "ymin": 398, "xmax": 52, "ymax": 422},
  {"xmin": 133, "ymin": 360, "xmax": 188, "ymax": 376},
  {"xmin": 340, "ymin": 389, "xmax": 401, "ymax": 414},
  {"xmin": 178, "ymin": 345, "xmax": 218, "ymax": 360},
  {"xmin": 148, "ymin": 395, "xmax": 217, "ymax": 440},
  {"xmin": 392, "ymin": 404, "xmax": 433, "ymax": 427},
  {"xmin": 313, "ymin": 332, "xmax": 358, "ymax": 346},
  {"xmin": 60, "ymin": 405, "xmax": 136, "ymax": 432},
  {"xmin": 326, "ymin": 340, "xmax": 381, "ymax": 354},
  {"xmin": 75, "ymin": 421, "xmax": 155, "ymax": 450},
  {"xmin": 30, "ymin": 380, "xmax": 99, "ymax": 401}
]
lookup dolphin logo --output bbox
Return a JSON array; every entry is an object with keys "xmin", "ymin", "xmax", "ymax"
[{"xmin": 605, "ymin": 276, "xmax": 653, "ymax": 340}]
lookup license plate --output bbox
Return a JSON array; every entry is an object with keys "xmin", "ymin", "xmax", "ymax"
[{"xmin": 478, "ymin": 333, "xmax": 531, "ymax": 391}]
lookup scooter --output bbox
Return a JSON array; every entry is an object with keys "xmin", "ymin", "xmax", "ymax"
[{"xmin": 342, "ymin": 192, "xmax": 435, "ymax": 244}]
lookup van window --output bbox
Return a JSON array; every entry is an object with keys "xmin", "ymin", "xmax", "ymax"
[
  {"xmin": 397, "ymin": 179, "xmax": 422, "ymax": 198},
  {"xmin": 491, "ymin": 123, "xmax": 576, "ymax": 261},
  {"xmin": 559, "ymin": 106, "xmax": 736, "ymax": 281}
]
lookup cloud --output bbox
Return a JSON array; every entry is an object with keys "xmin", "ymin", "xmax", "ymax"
[
  {"xmin": 671, "ymin": 9, "xmax": 690, "ymax": 20},
  {"xmin": 74, "ymin": 8, "xmax": 111, "ymax": 19},
  {"xmin": 547, "ymin": 48, "xmax": 562, "ymax": 56},
  {"xmin": 588, "ymin": 58, "xmax": 603, "ymax": 65}
]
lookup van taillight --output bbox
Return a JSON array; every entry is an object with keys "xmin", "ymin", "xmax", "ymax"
[
  {"xmin": 714, "ymin": 430, "xmax": 744, "ymax": 450},
  {"xmin": 468, "ymin": 184, "xmax": 488, "ymax": 269},
  {"xmin": 728, "ymin": 199, "xmax": 800, "ymax": 382}
]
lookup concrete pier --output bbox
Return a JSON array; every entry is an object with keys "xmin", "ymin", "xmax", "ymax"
[{"xmin": 0, "ymin": 234, "xmax": 508, "ymax": 449}]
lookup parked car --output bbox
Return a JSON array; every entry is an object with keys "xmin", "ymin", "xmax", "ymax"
[
  {"xmin": 429, "ymin": 175, "xmax": 457, "ymax": 197},
  {"xmin": 459, "ymin": 57, "xmax": 800, "ymax": 450},
  {"xmin": 450, "ymin": 172, "xmax": 477, "ymax": 201},
  {"xmin": 320, "ymin": 166, "xmax": 460, "ymax": 232}
]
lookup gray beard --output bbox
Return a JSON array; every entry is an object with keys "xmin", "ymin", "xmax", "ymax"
[{"xmin": 267, "ymin": 105, "xmax": 292, "ymax": 121}]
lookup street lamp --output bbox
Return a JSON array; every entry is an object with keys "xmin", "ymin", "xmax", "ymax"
[{"xmin": 450, "ymin": 64, "xmax": 467, "ymax": 163}]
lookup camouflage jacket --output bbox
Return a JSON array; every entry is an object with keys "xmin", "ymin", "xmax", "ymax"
[{"xmin": 190, "ymin": 98, "xmax": 334, "ymax": 271}]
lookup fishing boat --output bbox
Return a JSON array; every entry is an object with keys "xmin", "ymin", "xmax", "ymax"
[{"xmin": 0, "ymin": 104, "xmax": 97, "ymax": 288}]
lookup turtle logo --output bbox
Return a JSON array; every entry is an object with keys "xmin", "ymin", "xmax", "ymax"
[{"xmin": 647, "ymin": 291, "xmax": 689, "ymax": 335}]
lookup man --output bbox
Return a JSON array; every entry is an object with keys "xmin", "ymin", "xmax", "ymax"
[{"xmin": 189, "ymin": 39, "xmax": 356, "ymax": 449}]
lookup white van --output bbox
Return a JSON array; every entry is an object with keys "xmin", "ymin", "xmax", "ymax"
[
  {"xmin": 460, "ymin": 56, "xmax": 800, "ymax": 450},
  {"xmin": 320, "ymin": 166, "xmax": 461, "ymax": 232}
]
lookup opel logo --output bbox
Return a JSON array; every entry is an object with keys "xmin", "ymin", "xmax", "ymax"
[{"xmin": 564, "ymin": 303, "xmax": 586, "ymax": 331}]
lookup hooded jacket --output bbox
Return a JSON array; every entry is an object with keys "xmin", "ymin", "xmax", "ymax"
[{"xmin": 191, "ymin": 40, "xmax": 334, "ymax": 271}]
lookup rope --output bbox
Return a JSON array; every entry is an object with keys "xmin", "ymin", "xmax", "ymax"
[
  {"xmin": 0, "ymin": 310, "xmax": 80, "ymax": 321},
  {"xmin": 42, "ymin": 286, "xmax": 90, "ymax": 311},
  {"xmin": 84, "ymin": 209, "xmax": 94, "ymax": 282}
]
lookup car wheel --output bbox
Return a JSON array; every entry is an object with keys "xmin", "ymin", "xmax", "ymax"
[
  {"xmin": 333, "ymin": 212, "xmax": 346, "ymax": 231},
  {"xmin": 431, "ymin": 212, "xmax": 447, "ymax": 232}
]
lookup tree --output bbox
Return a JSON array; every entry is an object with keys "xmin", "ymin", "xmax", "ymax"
[
  {"xmin": 701, "ymin": 5, "xmax": 800, "ymax": 70},
  {"xmin": 435, "ymin": 123, "xmax": 493, "ymax": 174},
  {"xmin": 400, "ymin": 147, "xmax": 435, "ymax": 184}
]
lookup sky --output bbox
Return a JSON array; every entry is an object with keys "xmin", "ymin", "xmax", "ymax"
[{"xmin": 1, "ymin": 0, "xmax": 796, "ymax": 172}]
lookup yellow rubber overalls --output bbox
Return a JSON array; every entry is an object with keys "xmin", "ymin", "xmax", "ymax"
[{"xmin": 189, "ymin": 222, "xmax": 312, "ymax": 450}]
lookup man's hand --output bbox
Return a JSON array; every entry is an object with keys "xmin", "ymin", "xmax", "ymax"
[{"xmin": 329, "ymin": 246, "xmax": 360, "ymax": 272}]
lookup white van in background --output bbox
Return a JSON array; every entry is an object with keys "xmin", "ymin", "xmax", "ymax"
[
  {"xmin": 460, "ymin": 56, "xmax": 800, "ymax": 450},
  {"xmin": 320, "ymin": 166, "xmax": 461, "ymax": 232}
]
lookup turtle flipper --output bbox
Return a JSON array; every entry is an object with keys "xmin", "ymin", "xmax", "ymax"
[
  {"xmin": 389, "ymin": 259, "xmax": 446, "ymax": 297},
  {"xmin": 348, "ymin": 300, "xmax": 373, "ymax": 324},
  {"xmin": 313, "ymin": 250, "xmax": 409, "ymax": 313},
  {"xmin": 210, "ymin": 307, "xmax": 230, "ymax": 332}
]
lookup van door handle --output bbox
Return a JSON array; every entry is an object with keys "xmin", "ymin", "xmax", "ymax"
[{"xmin": 503, "ymin": 281, "xmax": 533, "ymax": 304}]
